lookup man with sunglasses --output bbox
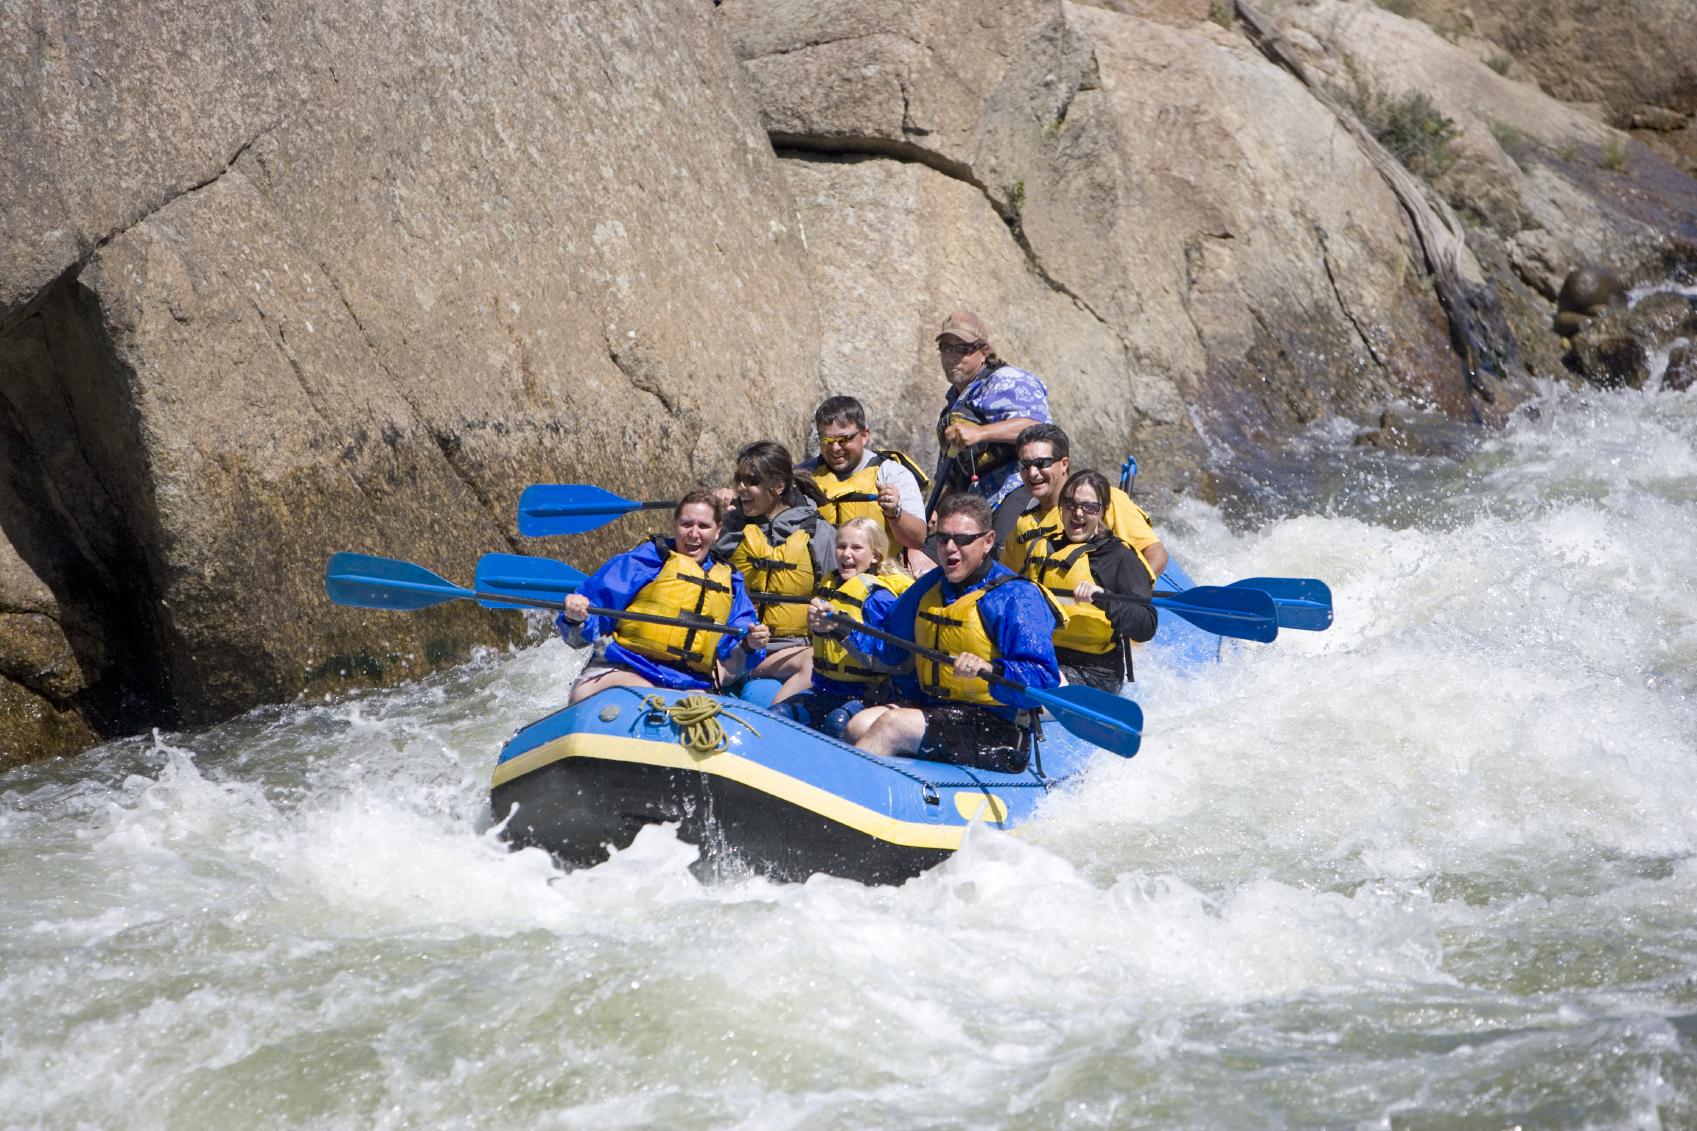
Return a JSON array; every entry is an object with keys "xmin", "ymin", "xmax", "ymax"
[
  {"xmin": 999, "ymin": 424, "xmax": 1168, "ymax": 581},
  {"xmin": 798, "ymin": 396, "xmax": 936, "ymax": 574},
  {"xmin": 849, "ymin": 494, "xmax": 1061, "ymax": 773},
  {"xmin": 932, "ymin": 310, "xmax": 1051, "ymax": 511}
]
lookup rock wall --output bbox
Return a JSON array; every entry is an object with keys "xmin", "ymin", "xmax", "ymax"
[
  {"xmin": 0, "ymin": 0, "xmax": 822, "ymax": 760},
  {"xmin": 3, "ymin": 0, "xmax": 1696, "ymax": 763},
  {"xmin": 725, "ymin": 0, "xmax": 1493, "ymax": 492}
]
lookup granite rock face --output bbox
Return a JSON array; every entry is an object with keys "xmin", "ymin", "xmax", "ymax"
[
  {"xmin": 729, "ymin": 0, "xmax": 1482, "ymax": 495},
  {"xmin": 1372, "ymin": 0, "xmax": 1697, "ymax": 126},
  {"xmin": 0, "ymin": 0, "xmax": 822, "ymax": 757},
  {"xmin": 4, "ymin": 0, "xmax": 1697, "ymax": 760}
]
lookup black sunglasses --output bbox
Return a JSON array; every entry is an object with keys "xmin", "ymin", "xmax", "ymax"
[
  {"xmin": 937, "ymin": 529, "xmax": 993, "ymax": 548},
  {"xmin": 1060, "ymin": 498, "xmax": 1102, "ymax": 516},
  {"xmin": 1019, "ymin": 456, "xmax": 1061, "ymax": 471},
  {"xmin": 938, "ymin": 342, "xmax": 980, "ymax": 356}
]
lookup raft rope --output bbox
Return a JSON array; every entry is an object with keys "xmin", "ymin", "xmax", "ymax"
[
  {"xmin": 640, "ymin": 693, "xmax": 762, "ymax": 757},
  {"xmin": 639, "ymin": 692, "xmax": 1055, "ymax": 800}
]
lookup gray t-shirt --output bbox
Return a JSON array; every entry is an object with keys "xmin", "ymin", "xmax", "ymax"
[{"xmin": 800, "ymin": 450, "xmax": 924, "ymax": 517}]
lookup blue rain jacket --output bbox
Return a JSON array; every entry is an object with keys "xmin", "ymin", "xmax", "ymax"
[
  {"xmin": 880, "ymin": 561, "xmax": 1060, "ymax": 719},
  {"xmin": 556, "ymin": 539, "xmax": 765, "ymax": 691}
]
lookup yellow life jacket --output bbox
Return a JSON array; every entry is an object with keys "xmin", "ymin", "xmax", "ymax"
[
  {"xmin": 611, "ymin": 541, "xmax": 737, "ymax": 675},
  {"xmin": 1002, "ymin": 486, "xmax": 1157, "ymax": 579},
  {"xmin": 1022, "ymin": 536, "xmax": 1118, "ymax": 656},
  {"xmin": 913, "ymin": 575, "xmax": 1062, "ymax": 706},
  {"xmin": 812, "ymin": 450, "xmax": 931, "ymax": 534},
  {"xmin": 812, "ymin": 569, "xmax": 915, "ymax": 685},
  {"xmin": 729, "ymin": 520, "xmax": 817, "ymax": 637}
]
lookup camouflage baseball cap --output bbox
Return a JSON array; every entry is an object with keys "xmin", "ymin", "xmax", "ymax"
[{"xmin": 935, "ymin": 310, "xmax": 989, "ymax": 344}]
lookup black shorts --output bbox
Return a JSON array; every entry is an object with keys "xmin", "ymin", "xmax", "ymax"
[
  {"xmin": 1058, "ymin": 663, "xmax": 1123, "ymax": 695},
  {"xmin": 913, "ymin": 703, "xmax": 1030, "ymax": 775}
]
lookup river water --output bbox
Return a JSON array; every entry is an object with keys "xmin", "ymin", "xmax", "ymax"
[{"xmin": 4, "ymin": 382, "xmax": 1697, "ymax": 1130}]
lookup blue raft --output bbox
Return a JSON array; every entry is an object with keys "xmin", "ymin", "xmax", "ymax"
[{"xmin": 491, "ymin": 565, "xmax": 1217, "ymax": 884}]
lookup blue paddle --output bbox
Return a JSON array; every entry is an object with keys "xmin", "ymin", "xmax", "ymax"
[
  {"xmin": 1053, "ymin": 585, "xmax": 1280, "ymax": 643},
  {"xmin": 474, "ymin": 553, "xmax": 590, "ymax": 610},
  {"xmin": 1227, "ymin": 577, "xmax": 1333, "ymax": 631},
  {"xmin": 324, "ymin": 553, "xmax": 748, "ymax": 640},
  {"xmin": 518, "ymin": 485, "xmax": 676, "ymax": 536},
  {"xmin": 819, "ymin": 612, "xmax": 1143, "ymax": 757}
]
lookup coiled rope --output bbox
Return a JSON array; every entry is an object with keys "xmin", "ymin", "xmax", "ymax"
[{"xmin": 640, "ymin": 693, "xmax": 762, "ymax": 757}]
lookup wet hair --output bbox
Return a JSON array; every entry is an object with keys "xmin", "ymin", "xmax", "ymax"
[
  {"xmin": 674, "ymin": 487, "xmax": 724, "ymax": 525},
  {"xmin": 1059, "ymin": 468, "xmax": 1112, "ymax": 513},
  {"xmin": 1016, "ymin": 422, "xmax": 1069, "ymax": 460},
  {"xmin": 838, "ymin": 516, "xmax": 910, "ymax": 578},
  {"xmin": 735, "ymin": 440, "xmax": 827, "ymax": 507},
  {"xmin": 814, "ymin": 396, "xmax": 868, "ymax": 433},
  {"xmin": 934, "ymin": 492, "xmax": 993, "ymax": 532}
]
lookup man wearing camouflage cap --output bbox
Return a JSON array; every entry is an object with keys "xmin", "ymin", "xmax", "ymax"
[{"xmin": 931, "ymin": 310, "xmax": 1052, "ymax": 512}]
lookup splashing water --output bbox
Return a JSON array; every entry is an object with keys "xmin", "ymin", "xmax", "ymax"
[{"xmin": 5, "ymin": 384, "xmax": 1697, "ymax": 1129}]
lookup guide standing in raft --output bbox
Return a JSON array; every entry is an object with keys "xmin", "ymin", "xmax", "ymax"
[{"xmin": 932, "ymin": 311, "xmax": 1052, "ymax": 510}]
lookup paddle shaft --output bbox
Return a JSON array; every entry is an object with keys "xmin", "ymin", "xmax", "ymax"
[
  {"xmin": 816, "ymin": 611, "xmax": 1029, "ymax": 696},
  {"xmin": 524, "ymin": 500, "xmax": 674, "ymax": 519},
  {"xmin": 1047, "ymin": 585, "xmax": 1275, "ymax": 627},
  {"xmin": 349, "ymin": 574, "xmax": 746, "ymax": 636}
]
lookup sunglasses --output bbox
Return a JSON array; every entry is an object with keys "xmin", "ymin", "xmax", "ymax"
[
  {"xmin": 938, "ymin": 342, "xmax": 980, "ymax": 356},
  {"xmin": 817, "ymin": 432, "xmax": 863, "ymax": 448},
  {"xmin": 733, "ymin": 474, "xmax": 765, "ymax": 488},
  {"xmin": 937, "ymin": 529, "xmax": 993, "ymax": 548},
  {"xmin": 1019, "ymin": 456, "xmax": 1061, "ymax": 471},
  {"xmin": 1060, "ymin": 499, "xmax": 1102, "ymax": 516}
]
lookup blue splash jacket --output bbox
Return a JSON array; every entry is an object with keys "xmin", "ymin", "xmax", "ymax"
[
  {"xmin": 878, "ymin": 562, "xmax": 1060, "ymax": 719},
  {"xmin": 557, "ymin": 539, "xmax": 765, "ymax": 691}
]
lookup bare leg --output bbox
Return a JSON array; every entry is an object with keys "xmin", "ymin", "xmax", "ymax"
[
  {"xmin": 568, "ymin": 667, "xmax": 658, "ymax": 705},
  {"xmin": 758, "ymin": 645, "xmax": 816, "ymax": 703},
  {"xmin": 856, "ymin": 706, "xmax": 929, "ymax": 756},
  {"xmin": 843, "ymin": 704, "xmax": 891, "ymax": 742}
]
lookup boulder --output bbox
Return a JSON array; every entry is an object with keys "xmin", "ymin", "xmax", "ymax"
[
  {"xmin": 0, "ymin": 530, "xmax": 96, "ymax": 767},
  {"xmin": 1375, "ymin": 0, "xmax": 1697, "ymax": 126},
  {"xmin": 1563, "ymin": 294, "xmax": 1696, "ymax": 388},
  {"xmin": 0, "ymin": 0, "xmax": 823, "ymax": 734},
  {"xmin": 1664, "ymin": 343, "xmax": 1697, "ymax": 392}
]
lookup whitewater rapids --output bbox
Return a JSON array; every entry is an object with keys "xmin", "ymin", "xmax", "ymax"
[{"xmin": 4, "ymin": 383, "xmax": 1696, "ymax": 1129}]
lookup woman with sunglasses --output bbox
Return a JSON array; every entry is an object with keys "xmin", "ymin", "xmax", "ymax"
[
  {"xmin": 1019, "ymin": 469, "xmax": 1158, "ymax": 694},
  {"xmin": 715, "ymin": 440, "xmax": 837, "ymax": 702},
  {"xmin": 558, "ymin": 490, "xmax": 772, "ymax": 704}
]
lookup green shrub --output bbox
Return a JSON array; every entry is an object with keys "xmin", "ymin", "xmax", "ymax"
[
  {"xmin": 1377, "ymin": 91, "xmax": 1462, "ymax": 172},
  {"xmin": 1376, "ymin": 0, "xmax": 1415, "ymax": 16},
  {"xmin": 1602, "ymin": 135, "xmax": 1630, "ymax": 172},
  {"xmin": 1328, "ymin": 57, "xmax": 1461, "ymax": 176},
  {"xmin": 1210, "ymin": 0, "xmax": 1233, "ymax": 27},
  {"xmin": 1486, "ymin": 54, "xmax": 1512, "ymax": 75}
]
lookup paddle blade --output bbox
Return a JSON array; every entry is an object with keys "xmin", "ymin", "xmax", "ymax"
[
  {"xmin": 324, "ymin": 553, "xmax": 469, "ymax": 611},
  {"xmin": 474, "ymin": 553, "xmax": 589, "ymax": 609},
  {"xmin": 1030, "ymin": 684, "xmax": 1143, "ymax": 757},
  {"xmin": 1154, "ymin": 585, "xmax": 1279, "ymax": 643},
  {"xmin": 1229, "ymin": 577, "xmax": 1334, "ymax": 631},
  {"xmin": 517, "ymin": 484, "xmax": 642, "ymax": 536}
]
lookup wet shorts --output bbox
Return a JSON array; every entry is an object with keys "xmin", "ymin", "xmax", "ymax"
[{"xmin": 913, "ymin": 703, "xmax": 1030, "ymax": 775}]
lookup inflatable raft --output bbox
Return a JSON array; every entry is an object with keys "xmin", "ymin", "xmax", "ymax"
[{"xmin": 491, "ymin": 566, "xmax": 1217, "ymax": 884}]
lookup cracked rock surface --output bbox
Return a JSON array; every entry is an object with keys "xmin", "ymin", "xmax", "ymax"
[{"xmin": 0, "ymin": 0, "xmax": 823, "ymax": 756}]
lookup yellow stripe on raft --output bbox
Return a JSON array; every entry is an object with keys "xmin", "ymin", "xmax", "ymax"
[{"xmin": 491, "ymin": 732, "xmax": 970, "ymax": 851}]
